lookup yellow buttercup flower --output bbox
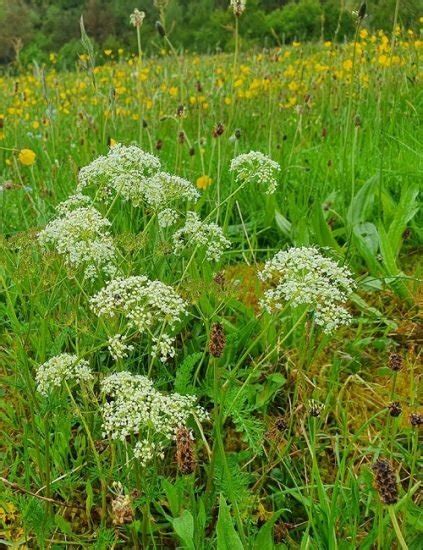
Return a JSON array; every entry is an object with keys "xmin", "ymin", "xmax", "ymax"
[
  {"xmin": 18, "ymin": 148, "xmax": 36, "ymax": 166},
  {"xmin": 196, "ymin": 175, "xmax": 212, "ymax": 190}
]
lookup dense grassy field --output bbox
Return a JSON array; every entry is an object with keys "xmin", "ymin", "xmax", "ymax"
[{"xmin": 0, "ymin": 19, "xmax": 422, "ymax": 549}]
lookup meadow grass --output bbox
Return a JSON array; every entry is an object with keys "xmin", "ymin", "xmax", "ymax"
[{"xmin": 0, "ymin": 17, "xmax": 422, "ymax": 550}]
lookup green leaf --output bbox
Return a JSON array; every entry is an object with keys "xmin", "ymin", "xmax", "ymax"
[
  {"xmin": 311, "ymin": 203, "xmax": 340, "ymax": 251},
  {"xmin": 254, "ymin": 509, "xmax": 287, "ymax": 550},
  {"xmin": 274, "ymin": 209, "xmax": 292, "ymax": 238},
  {"xmin": 174, "ymin": 353, "xmax": 202, "ymax": 394},
  {"xmin": 55, "ymin": 514, "xmax": 72, "ymax": 535},
  {"xmin": 386, "ymin": 184, "xmax": 419, "ymax": 258},
  {"xmin": 162, "ymin": 478, "xmax": 182, "ymax": 517},
  {"xmin": 171, "ymin": 510, "xmax": 195, "ymax": 550},
  {"xmin": 216, "ymin": 494, "xmax": 244, "ymax": 550},
  {"xmin": 256, "ymin": 374, "xmax": 286, "ymax": 407},
  {"xmin": 85, "ymin": 479, "xmax": 94, "ymax": 520},
  {"xmin": 347, "ymin": 175, "xmax": 378, "ymax": 227},
  {"xmin": 352, "ymin": 222, "xmax": 381, "ymax": 274},
  {"xmin": 378, "ymin": 225, "xmax": 411, "ymax": 301}
]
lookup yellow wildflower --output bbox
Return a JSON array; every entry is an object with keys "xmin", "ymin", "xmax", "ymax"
[
  {"xmin": 196, "ymin": 175, "xmax": 212, "ymax": 190},
  {"xmin": 378, "ymin": 54, "xmax": 390, "ymax": 67},
  {"xmin": 18, "ymin": 148, "xmax": 36, "ymax": 166}
]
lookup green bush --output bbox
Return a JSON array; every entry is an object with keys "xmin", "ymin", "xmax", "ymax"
[{"xmin": 266, "ymin": 0, "xmax": 323, "ymax": 44}]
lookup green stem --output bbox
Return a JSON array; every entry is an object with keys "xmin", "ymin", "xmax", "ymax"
[
  {"xmin": 64, "ymin": 382, "xmax": 107, "ymax": 521},
  {"xmin": 388, "ymin": 506, "xmax": 408, "ymax": 550}
]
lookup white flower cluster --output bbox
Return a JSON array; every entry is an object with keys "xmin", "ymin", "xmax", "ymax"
[
  {"xmin": 101, "ymin": 371, "xmax": 208, "ymax": 465},
  {"xmin": 130, "ymin": 8, "xmax": 145, "ymax": 27},
  {"xmin": 158, "ymin": 208, "xmax": 179, "ymax": 228},
  {"xmin": 230, "ymin": 151, "xmax": 280, "ymax": 194},
  {"xmin": 77, "ymin": 144, "xmax": 198, "ymax": 211},
  {"xmin": 173, "ymin": 211, "xmax": 231, "ymax": 262},
  {"xmin": 134, "ymin": 439, "xmax": 164, "ymax": 467},
  {"xmin": 90, "ymin": 276, "xmax": 188, "ymax": 361},
  {"xmin": 108, "ymin": 334, "xmax": 134, "ymax": 361},
  {"xmin": 38, "ymin": 199, "xmax": 117, "ymax": 281},
  {"xmin": 143, "ymin": 172, "xmax": 199, "ymax": 209},
  {"xmin": 230, "ymin": 0, "xmax": 247, "ymax": 17},
  {"xmin": 55, "ymin": 193, "xmax": 92, "ymax": 215},
  {"xmin": 258, "ymin": 247, "xmax": 355, "ymax": 333},
  {"xmin": 77, "ymin": 144, "xmax": 160, "ymax": 196},
  {"xmin": 36, "ymin": 353, "xmax": 93, "ymax": 396}
]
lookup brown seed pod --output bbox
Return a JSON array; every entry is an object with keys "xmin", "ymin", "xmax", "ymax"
[
  {"xmin": 389, "ymin": 352, "xmax": 403, "ymax": 372},
  {"xmin": 409, "ymin": 412, "xmax": 423, "ymax": 427},
  {"xmin": 266, "ymin": 416, "xmax": 287, "ymax": 441},
  {"xmin": 388, "ymin": 402, "xmax": 402, "ymax": 417},
  {"xmin": 111, "ymin": 494, "xmax": 134, "ymax": 525},
  {"xmin": 212, "ymin": 122, "xmax": 225, "ymax": 138},
  {"xmin": 372, "ymin": 458, "xmax": 398, "ymax": 505},
  {"xmin": 176, "ymin": 426, "xmax": 196, "ymax": 475},
  {"xmin": 213, "ymin": 271, "xmax": 225, "ymax": 289},
  {"xmin": 176, "ymin": 104, "xmax": 185, "ymax": 118},
  {"xmin": 209, "ymin": 322, "xmax": 226, "ymax": 358}
]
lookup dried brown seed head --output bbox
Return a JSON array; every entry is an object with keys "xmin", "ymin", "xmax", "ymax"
[
  {"xmin": 389, "ymin": 352, "xmax": 403, "ymax": 372},
  {"xmin": 410, "ymin": 412, "xmax": 422, "ymax": 427},
  {"xmin": 176, "ymin": 426, "xmax": 196, "ymax": 475},
  {"xmin": 388, "ymin": 402, "xmax": 402, "ymax": 417},
  {"xmin": 111, "ymin": 494, "xmax": 134, "ymax": 525},
  {"xmin": 372, "ymin": 458, "xmax": 398, "ymax": 505},
  {"xmin": 209, "ymin": 322, "xmax": 226, "ymax": 358}
]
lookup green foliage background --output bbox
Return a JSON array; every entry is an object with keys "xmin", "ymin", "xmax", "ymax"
[{"xmin": 0, "ymin": 0, "xmax": 421, "ymax": 66}]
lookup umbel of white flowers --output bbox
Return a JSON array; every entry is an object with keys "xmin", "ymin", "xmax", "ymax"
[
  {"xmin": 258, "ymin": 247, "xmax": 355, "ymax": 333},
  {"xmin": 90, "ymin": 275, "xmax": 188, "ymax": 362},
  {"xmin": 38, "ymin": 194, "xmax": 117, "ymax": 281},
  {"xmin": 173, "ymin": 211, "xmax": 231, "ymax": 262},
  {"xmin": 36, "ymin": 354, "xmax": 93, "ymax": 396},
  {"xmin": 101, "ymin": 371, "xmax": 208, "ymax": 467},
  {"xmin": 230, "ymin": 151, "xmax": 280, "ymax": 194},
  {"xmin": 77, "ymin": 144, "xmax": 199, "ymax": 212}
]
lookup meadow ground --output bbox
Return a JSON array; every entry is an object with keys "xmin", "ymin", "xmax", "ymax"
[{"xmin": 0, "ymin": 21, "xmax": 422, "ymax": 549}]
